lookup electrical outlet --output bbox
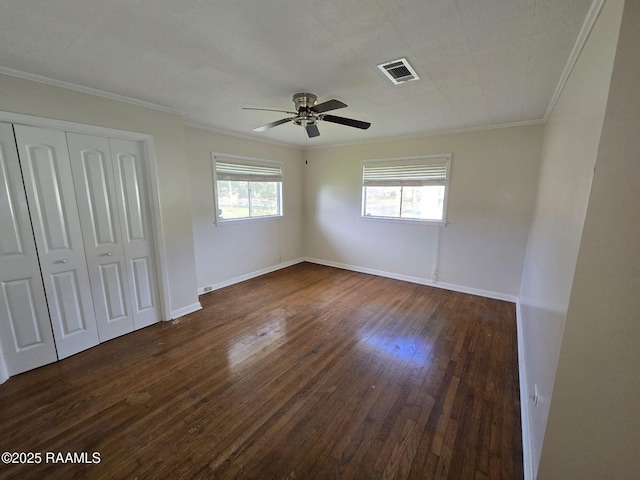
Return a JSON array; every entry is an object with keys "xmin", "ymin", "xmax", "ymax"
[{"xmin": 203, "ymin": 285, "xmax": 213, "ymax": 293}]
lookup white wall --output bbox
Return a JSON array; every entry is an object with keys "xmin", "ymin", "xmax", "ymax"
[
  {"xmin": 0, "ymin": 74, "xmax": 200, "ymax": 317},
  {"xmin": 186, "ymin": 126, "xmax": 304, "ymax": 291},
  {"xmin": 538, "ymin": 0, "xmax": 640, "ymax": 478},
  {"xmin": 304, "ymin": 125, "xmax": 543, "ymax": 299},
  {"xmin": 517, "ymin": 0, "xmax": 624, "ymax": 476}
]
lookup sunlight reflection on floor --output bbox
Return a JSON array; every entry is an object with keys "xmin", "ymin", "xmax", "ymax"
[
  {"xmin": 226, "ymin": 316, "xmax": 288, "ymax": 371},
  {"xmin": 358, "ymin": 330, "xmax": 432, "ymax": 368}
]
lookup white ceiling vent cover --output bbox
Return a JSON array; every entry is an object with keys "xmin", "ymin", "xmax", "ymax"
[{"xmin": 377, "ymin": 58, "xmax": 420, "ymax": 85}]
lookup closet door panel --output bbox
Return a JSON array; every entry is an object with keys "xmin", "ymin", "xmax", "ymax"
[
  {"xmin": 99, "ymin": 263, "xmax": 128, "ymax": 318},
  {"xmin": 0, "ymin": 123, "xmax": 58, "ymax": 374},
  {"xmin": 26, "ymin": 144, "xmax": 71, "ymax": 251},
  {"xmin": 2, "ymin": 280, "xmax": 44, "ymax": 347},
  {"xmin": 14, "ymin": 125, "xmax": 99, "ymax": 359},
  {"xmin": 67, "ymin": 133, "xmax": 134, "ymax": 341},
  {"xmin": 110, "ymin": 139, "xmax": 160, "ymax": 329},
  {"xmin": 51, "ymin": 270, "xmax": 88, "ymax": 334},
  {"xmin": 131, "ymin": 257, "xmax": 153, "ymax": 311}
]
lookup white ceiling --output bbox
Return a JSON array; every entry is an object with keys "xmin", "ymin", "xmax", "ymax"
[{"xmin": 0, "ymin": 0, "xmax": 594, "ymax": 147}]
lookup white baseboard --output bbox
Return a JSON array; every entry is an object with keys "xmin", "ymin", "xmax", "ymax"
[
  {"xmin": 516, "ymin": 299, "xmax": 535, "ymax": 480},
  {"xmin": 303, "ymin": 257, "xmax": 518, "ymax": 303},
  {"xmin": 170, "ymin": 302, "xmax": 203, "ymax": 319},
  {"xmin": 198, "ymin": 258, "xmax": 305, "ymax": 296}
]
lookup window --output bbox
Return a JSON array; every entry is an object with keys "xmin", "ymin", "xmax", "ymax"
[
  {"xmin": 213, "ymin": 154, "xmax": 283, "ymax": 221},
  {"xmin": 362, "ymin": 155, "xmax": 450, "ymax": 223}
]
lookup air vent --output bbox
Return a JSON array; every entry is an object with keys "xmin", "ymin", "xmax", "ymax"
[{"xmin": 377, "ymin": 58, "xmax": 420, "ymax": 85}]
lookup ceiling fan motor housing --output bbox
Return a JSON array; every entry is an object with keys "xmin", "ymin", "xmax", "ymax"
[
  {"xmin": 293, "ymin": 93, "xmax": 319, "ymax": 126},
  {"xmin": 293, "ymin": 93, "xmax": 318, "ymax": 111}
]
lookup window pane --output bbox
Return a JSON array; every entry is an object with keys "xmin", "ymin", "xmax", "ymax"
[
  {"xmin": 400, "ymin": 185, "xmax": 444, "ymax": 220},
  {"xmin": 362, "ymin": 157, "xmax": 449, "ymax": 222},
  {"xmin": 217, "ymin": 180, "xmax": 250, "ymax": 219},
  {"xmin": 250, "ymin": 181, "xmax": 280, "ymax": 217},
  {"xmin": 364, "ymin": 186, "xmax": 401, "ymax": 217}
]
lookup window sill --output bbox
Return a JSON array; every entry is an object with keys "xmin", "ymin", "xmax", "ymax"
[
  {"xmin": 360, "ymin": 215, "xmax": 446, "ymax": 226},
  {"xmin": 214, "ymin": 215, "xmax": 283, "ymax": 226}
]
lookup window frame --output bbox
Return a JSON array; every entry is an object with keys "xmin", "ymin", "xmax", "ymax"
[
  {"xmin": 361, "ymin": 154, "xmax": 451, "ymax": 225},
  {"xmin": 212, "ymin": 153, "xmax": 284, "ymax": 224}
]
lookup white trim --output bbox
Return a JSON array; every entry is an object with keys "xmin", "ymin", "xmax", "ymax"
[
  {"xmin": 198, "ymin": 258, "xmax": 305, "ymax": 295},
  {"xmin": 141, "ymin": 140, "xmax": 173, "ymax": 321},
  {"xmin": 213, "ymin": 215, "xmax": 284, "ymax": 227},
  {"xmin": 0, "ymin": 111, "xmax": 150, "ymax": 140},
  {"xmin": 360, "ymin": 216, "xmax": 447, "ymax": 227},
  {"xmin": 544, "ymin": 0, "xmax": 606, "ymax": 121},
  {"xmin": 516, "ymin": 299, "xmax": 535, "ymax": 480},
  {"xmin": 304, "ymin": 119, "xmax": 546, "ymax": 150},
  {"xmin": 303, "ymin": 257, "xmax": 517, "ymax": 303},
  {"xmin": 0, "ymin": 343, "xmax": 8, "ymax": 385},
  {"xmin": 0, "ymin": 66, "xmax": 184, "ymax": 117},
  {"xmin": 184, "ymin": 122, "xmax": 295, "ymax": 149},
  {"xmin": 0, "ymin": 109, "xmax": 172, "ymax": 323},
  {"xmin": 432, "ymin": 226, "xmax": 442, "ymax": 282},
  {"xmin": 170, "ymin": 302, "xmax": 203, "ymax": 319}
]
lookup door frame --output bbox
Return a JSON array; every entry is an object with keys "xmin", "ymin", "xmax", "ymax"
[
  {"xmin": 0, "ymin": 111, "xmax": 172, "ymax": 329},
  {"xmin": 0, "ymin": 343, "xmax": 8, "ymax": 383}
]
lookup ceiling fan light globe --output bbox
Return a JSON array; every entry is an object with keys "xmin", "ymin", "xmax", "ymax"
[{"xmin": 293, "ymin": 114, "xmax": 317, "ymax": 127}]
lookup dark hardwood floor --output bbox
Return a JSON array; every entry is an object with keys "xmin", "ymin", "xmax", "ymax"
[{"xmin": 0, "ymin": 262, "xmax": 523, "ymax": 479}]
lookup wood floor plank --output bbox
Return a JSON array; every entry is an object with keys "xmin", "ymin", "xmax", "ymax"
[{"xmin": 0, "ymin": 262, "xmax": 523, "ymax": 479}]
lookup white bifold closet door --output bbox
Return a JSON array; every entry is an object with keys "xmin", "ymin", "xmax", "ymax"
[
  {"xmin": 67, "ymin": 133, "xmax": 160, "ymax": 334},
  {"xmin": 109, "ymin": 138, "xmax": 160, "ymax": 330},
  {"xmin": 10, "ymin": 126, "xmax": 160, "ymax": 364},
  {"xmin": 67, "ymin": 133, "xmax": 135, "ymax": 341},
  {"xmin": 0, "ymin": 123, "xmax": 58, "ymax": 375},
  {"xmin": 14, "ymin": 126, "xmax": 101, "ymax": 359}
]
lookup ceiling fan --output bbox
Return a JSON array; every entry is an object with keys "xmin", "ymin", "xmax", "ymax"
[{"xmin": 244, "ymin": 93, "xmax": 371, "ymax": 138}]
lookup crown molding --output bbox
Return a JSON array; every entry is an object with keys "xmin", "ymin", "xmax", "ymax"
[
  {"xmin": 0, "ymin": 66, "xmax": 184, "ymax": 117},
  {"xmin": 183, "ymin": 121, "xmax": 299, "ymax": 150},
  {"xmin": 303, "ymin": 119, "xmax": 546, "ymax": 151},
  {"xmin": 544, "ymin": 0, "xmax": 606, "ymax": 121}
]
